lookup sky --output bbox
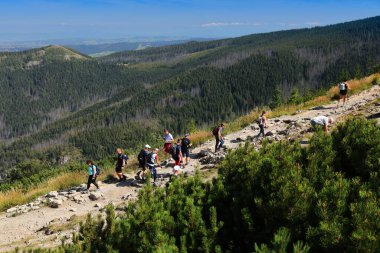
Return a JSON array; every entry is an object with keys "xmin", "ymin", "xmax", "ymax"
[{"xmin": 0, "ymin": 0, "xmax": 379, "ymax": 42}]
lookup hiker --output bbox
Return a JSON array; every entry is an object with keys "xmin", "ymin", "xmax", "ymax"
[
  {"xmin": 86, "ymin": 160, "xmax": 99, "ymax": 190},
  {"xmin": 337, "ymin": 81, "xmax": 350, "ymax": 107},
  {"xmin": 163, "ymin": 129, "xmax": 174, "ymax": 161},
  {"xmin": 136, "ymin": 144, "xmax": 150, "ymax": 180},
  {"xmin": 173, "ymin": 139, "xmax": 183, "ymax": 167},
  {"xmin": 115, "ymin": 148, "xmax": 128, "ymax": 181},
  {"xmin": 213, "ymin": 123, "xmax": 225, "ymax": 152},
  {"xmin": 147, "ymin": 148, "xmax": 161, "ymax": 184},
  {"xmin": 181, "ymin": 133, "xmax": 192, "ymax": 166},
  {"xmin": 256, "ymin": 111, "xmax": 267, "ymax": 138},
  {"xmin": 310, "ymin": 116, "xmax": 334, "ymax": 132}
]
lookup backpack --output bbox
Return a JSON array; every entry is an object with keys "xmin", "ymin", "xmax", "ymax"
[
  {"xmin": 92, "ymin": 165, "xmax": 101, "ymax": 176},
  {"xmin": 137, "ymin": 149, "xmax": 145, "ymax": 162},
  {"xmin": 339, "ymin": 82, "xmax": 346, "ymax": 91},
  {"xmin": 212, "ymin": 127, "xmax": 219, "ymax": 136},
  {"xmin": 182, "ymin": 138, "xmax": 190, "ymax": 149},
  {"xmin": 169, "ymin": 145, "xmax": 176, "ymax": 155},
  {"xmin": 256, "ymin": 117, "xmax": 262, "ymax": 125},
  {"xmin": 146, "ymin": 152, "xmax": 154, "ymax": 164}
]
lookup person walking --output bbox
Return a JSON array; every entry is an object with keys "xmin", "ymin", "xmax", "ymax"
[
  {"xmin": 163, "ymin": 129, "xmax": 174, "ymax": 161},
  {"xmin": 136, "ymin": 144, "xmax": 150, "ymax": 180},
  {"xmin": 181, "ymin": 133, "xmax": 192, "ymax": 166},
  {"xmin": 173, "ymin": 139, "xmax": 183, "ymax": 167},
  {"xmin": 146, "ymin": 148, "xmax": 161, "ymax": 185},
  {"xmin": 86, "ymin": 160, "xmax": 99, "ymax": 191},
  {"xmin": 310, "ymin": 116, "xmax": 334, "ymax": 132},
  {"xmin": 337, "ymin": 81, "xmax": 350, "ymax": 107},
  {"xmin": 256, "ymin": 111, "xmax": 267, "ymax": 138},
  {"xmin": 213, "ymin": 123, "xmax": 225, "ymax": 152},
  {"xmin": 115, "ymin": 148, "xmax": 128, "ymax": 181}
]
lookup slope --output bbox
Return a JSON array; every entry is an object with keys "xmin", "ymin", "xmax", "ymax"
[{"xmin": 0, "ymin": 16, "xmax": 380, "ymax": 182}]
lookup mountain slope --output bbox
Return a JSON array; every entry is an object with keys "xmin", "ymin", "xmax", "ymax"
[{"xmin": 0, "ymin": 16, "xmax": 380, "ymax": 180}]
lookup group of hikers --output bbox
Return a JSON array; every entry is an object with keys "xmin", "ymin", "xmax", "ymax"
[
  {"xmin": 86, "ymin": 129, "xmax": 193, "ymax": 189},
  {"xmin": 85, "ymin": 80, "xmax": 349, "ymax": 190}
]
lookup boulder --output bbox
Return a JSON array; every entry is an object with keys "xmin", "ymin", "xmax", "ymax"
[
  {"xmin": 265, "ymin": 131, "xmax": 274, "ymax": 137},
  {"xmin": 283, "ymin": 119, "xmax": 293, "ymax": 124},
  {"xmin": 73, "ymin": 195, "xmax": 85, "ymax": 204},
  {"xmin": 6, "ymin": 207, "xmax": 17, "ymax": 213},
  {"xmin": 197, "ymin": 150, "xmax": 211, "ymax": 158},
  {"xmin": 58, "ymin": 191, "xmax": 69, "ymax": 196},
  {"xmin": 48, "ymin": 198, "xmax": 63, "ymax": 208},
  {"xmin": 46, "ymin": 191, "xmax": 59, "ymax": 198},
  {"xmin": 89, "ymin": 191, "xmax": 102, "ymax": 201},
  {"xmin": 94, "ymin": 203, "xmax": 102, "ymax": 208}
]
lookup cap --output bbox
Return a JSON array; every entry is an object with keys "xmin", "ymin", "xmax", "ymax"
[
  {"xmin": 145, "ymin": 144, "xmax": 151, "ymax": 149},
  {"xmin": 185, "ymin": 133, "xmax": 189, "ymax": 137}
]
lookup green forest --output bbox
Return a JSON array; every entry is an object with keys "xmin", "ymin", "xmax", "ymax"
[
  {"xmin": 0, "ymin": 16, "xmax": 380, "ymax": 185},
  {"xmin": 14, "ymin": 117, "xmax": 380, "ymax": 253}
]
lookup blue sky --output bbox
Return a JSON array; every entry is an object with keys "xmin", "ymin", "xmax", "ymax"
[{"xmin": 0, "ymin": 0, "xmax": 379, "ymax": 42}]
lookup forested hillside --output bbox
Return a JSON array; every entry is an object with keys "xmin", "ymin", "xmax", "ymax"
[{"xmin": 0, "ymin": 16, "xmax": 380, "ymax": 181}]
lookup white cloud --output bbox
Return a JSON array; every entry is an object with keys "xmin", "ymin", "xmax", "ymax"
[{"xmin": 202, "ymin": 22, "xmax": 261, "ymax": 27}]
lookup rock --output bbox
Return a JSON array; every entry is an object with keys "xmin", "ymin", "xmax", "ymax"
[
  {"xmin": 375, "ymin": 102, "xmax": 380, "ymax": 107},
  {"xmin": 89, "ymin": 191, "xmax": 102, "ymax": 201},
  {"xmin": 283, "ymin": 119, "xmax": 293, "ymax": 124},
  {"xmin": 48, "ymin": 198, "xmax": 63, "ymax": 208},
  {"xmin": 274, "ymin": 119, "xmax": 280, "ymax": 123},
  {"xmin": 198, "ymin": 150, "xmax": 211, "ymax": 158},
  {"xmin": 69, "ymin": 208, "xmax": 77, "ymax": 212},
  {"xmin": 235, "ymin": 137, "xmax": 245, "ymax": 142},
  {"xmin": 46, "ymin": 191, "xmax": 59, "ymax": 198},
  {"xmin": 278, "ymin": 130, "xmax": 289, "ymax": 136},
  {"xmin": 73, "ymin": 195, "xmax": 85, "ymax": 204},
  {"xmin": 265, "ymin": 131, "xmax": 274, "ymax": 137},
  {"xmin": 58, "ymin": 191, "xmax": 69, "ymax": 196},
  {"xmin": 94, "ymin": 203, "xmax": 102, "ymax": 208},
  {"xmin": 6, "ymin": 207, "xmax": 17, "ymax": 213},
  {"xmin": 80, "ymin": 184, "xmax": 87, "ymax": 189},
  {"xmin": 45, "ymin": 229, "xmax": 54, "ymax": 235}
]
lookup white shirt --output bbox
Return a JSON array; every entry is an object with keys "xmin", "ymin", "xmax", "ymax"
[
  {"xmin": 147, "ymin": 153, "xmax": 158, "ymax": 166},
  {"xmin": 164, "ymin": 133, "xmax": 173, "ymax": 143},
  {"xmin": 312, "ymin": 116, "xmax": 329, "ymax": 126}
]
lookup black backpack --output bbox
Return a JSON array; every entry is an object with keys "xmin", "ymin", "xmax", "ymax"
[
  {"xmin": 92, "ymin": 165, "xmax": 101, "ymax": 176},
  {"xmin": 182, "ymin": 138, "xmax": 190, "ymax": 149},
  {"xmin": 212, "ymin": 127, "xmax": 219, "ymax": 136},
  {"xmin": 146, "ymin": 152, "xmax": 154, "ymax": 164},
  {"xmin": 137, "ymin": 149, "xmax": 145, "ymax": 162},
  {"xmin": 169, "ymin": 145, "xmax": 176, "ymax": 155}
]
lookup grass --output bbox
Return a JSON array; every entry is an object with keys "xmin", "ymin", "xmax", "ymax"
[{"xmin": 1, "ymin": 73, "xmax": 379, "ymax": 212}]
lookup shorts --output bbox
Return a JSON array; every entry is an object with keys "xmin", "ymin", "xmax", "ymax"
[
  {"xmin": 164, "ymin": 143, "xmax": 172, "ymax": 153},
  {"xmin": 115, "ymin": 166, "xmax": 123, "ymax": 173},
  {"xmin": 339, "ymin": 90, "xmax": 348, "ymax": 96},
  {"xmin": 182, "ymin": 149, "xmax": 190, "ymax": 158}
]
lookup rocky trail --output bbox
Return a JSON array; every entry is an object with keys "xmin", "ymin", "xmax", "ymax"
[{"xmin": 1, "ymin": 85, "xmax": 380, "ymax": 252}]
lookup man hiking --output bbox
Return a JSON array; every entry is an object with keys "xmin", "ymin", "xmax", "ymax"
[
  {"xmin": 115, "ymin": 148, "xmax": 128, "ymax": 181},
  {"xmin": 181, "ymin": 133, "xmax": 192, "ymax": 166},
  {"xmin": 163, "ymin": 129, "xmax": 174, "ymax": 161},
  {"xmin": 136, "ymin": 144, "xmax": 150, "ymax": 181},
  {"xmin": 146, "ymin": 148, "xmax": 161, "ymax": 185},
  {"xmin": 310, "ymin": 116, "xmax": 334, "ymax": 133},
  {"xmin": 256, "ymin": 111, "xmax": 267, "ymax": 138},
  {"xmin": 337, "ymin": 81, "xmax": 350, "ymax": 107},
  {"xmin": 173, "ymin": 139, "xmax": 183, "ymax": 167},
  {"xmin": 86, "ymin": 160, "xmax": 99, "ymax": 191},
  {"xmin": 213, "ymin": 123, "xmax": 225, "ymax": 152}
]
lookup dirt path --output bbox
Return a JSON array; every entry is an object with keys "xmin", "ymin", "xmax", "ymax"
[{"xmin": 1, "ymin": 85, "xmax": 379, "ymax": 252}]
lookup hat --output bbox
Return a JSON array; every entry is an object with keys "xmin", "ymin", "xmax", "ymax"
[
  {"xmin": 145, "ymin": 144, "xmax": 151, "ymax": 149},
  {"xmin": 185, "ymin": 133, "xmax": 189, "ymax": 137}
]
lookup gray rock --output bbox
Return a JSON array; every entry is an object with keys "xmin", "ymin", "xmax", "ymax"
[
  {"xmin": 198, "ymin": 150, "xmax": 211, "ymax": 158},
  {"xmin": 89, "ymin": 191, "xmax": 102, "ymax": 201},
  {"xmin": 46, "ymin": 191, "xmax": 59, "ymax": 198},
  {"xmin": 94, "ymin": 203, "xmax": 102, "ymax": 208},
  {"xmin": 48, "ymin": 198, "xmax": 63, "ymax": 208},
  {"xmin": 58, "ymin": 191, "xmax": 69, "ymax": 196},
  {"xmin": 69, "ymin": 208, "xmax": 77, "ymax": 212},
  {"xmin": 265, "ymin": 131, "xmax": 274, "ymax": 137},
  {"xmin": 6, "ymin": 207, "xmax": 17, "ymax": 213}
]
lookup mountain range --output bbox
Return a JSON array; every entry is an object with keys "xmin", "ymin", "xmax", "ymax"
[{"xmin": 0, "ymin": 16, "xmax": 380, "ymax": 180}]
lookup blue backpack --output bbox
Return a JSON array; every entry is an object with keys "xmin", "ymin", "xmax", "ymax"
[{"xmin": 92, "ymin": 165, "xmax": 101, "ymax": 176}]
